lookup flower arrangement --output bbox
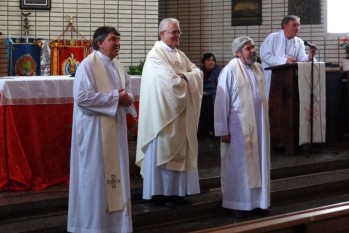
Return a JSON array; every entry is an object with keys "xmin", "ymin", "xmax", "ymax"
[{"xmin": 339, "ymin": 37, "xmax": 349, "ymax": 59}]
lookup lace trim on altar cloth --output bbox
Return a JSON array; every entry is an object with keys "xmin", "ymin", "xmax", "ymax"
[
  {"xmin": 0, "ymin": 75, "xmax": 73, "ymax": 105},
  {"xmin": 0, "ymin": 95, "xmax": 73, "ymax": 105}
]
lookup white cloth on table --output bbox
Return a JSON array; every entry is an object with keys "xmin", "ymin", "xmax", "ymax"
[{"xmin": 0, "ymin": 76, "xmax": 72, "ymax": 105}]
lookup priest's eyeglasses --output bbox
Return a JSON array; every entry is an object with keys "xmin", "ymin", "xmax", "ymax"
[{"xmin": 165, "ymin": 30, "xmax": 182, "ymax": 36}]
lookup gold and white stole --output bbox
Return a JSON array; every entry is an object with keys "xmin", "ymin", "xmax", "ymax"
[
  {"xmin": 231, "ymin": 58, "xmax": 267, "ymax": 188},
  {"xmin": 88, "ymin": 52, "xmax": 125, "ymax": 212}
]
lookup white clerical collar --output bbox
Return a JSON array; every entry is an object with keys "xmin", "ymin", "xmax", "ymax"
[
  {"xmin": 160, "ymin": 40, "xmax": 175, "ymax": 52},
  {"xmin": 96, "ymin": 51, "xmax": 113, "ymax": 64}
]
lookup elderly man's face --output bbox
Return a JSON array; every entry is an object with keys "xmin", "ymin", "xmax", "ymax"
[
  {"xmin": 237, "ymin": 41, "xmax": 257, "ymax": 65},
  {"xmin": 283, "ymin": 19, "xmax": 300, "ymax": 39},
  {"xmin": 160, "ymin": 22, "xmax": 181, "ymax": 49},
  {"xmin": 98, "ymin": 32, "xmax": 120, "ymax": 60}
]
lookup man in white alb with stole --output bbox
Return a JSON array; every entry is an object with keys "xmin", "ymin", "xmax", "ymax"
[
  {"xmin": 214, "ymin": 36, "xmax": 270, "ymax": 218},
  {"xmin": 260, "ymin": 15, "xmax": 317, "ymax": 97},
  {"xmin": 136, "ymin": 18, "xmax": 203, "ymax": 206},
  {"xmin": 68, "ymin": 26, "xmax": 135, "ymax": 233}
]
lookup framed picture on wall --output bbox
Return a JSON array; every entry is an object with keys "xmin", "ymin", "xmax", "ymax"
[
  {"xmin": 20, "ymin": 0, "xmax": 51, "ymax": 10},
  {"xmin": 231, "ymin": 0, "xmax": 262, "ymax": 26},
  {"xmin": 288, "ymin": 0, "xmax": 321, "ymax": 25}
]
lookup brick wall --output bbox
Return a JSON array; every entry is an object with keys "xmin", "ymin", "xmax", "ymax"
[
  {"xmin": 159, "ymin": 0, "xmax": 344, "ymax": 67},
  {"xmin": 0, "ymin": 0, "xmax": 346, "ymax": 76},
  {"xmin": 0, "ymin": 0, "xmax": 158, "ymax": 76}
]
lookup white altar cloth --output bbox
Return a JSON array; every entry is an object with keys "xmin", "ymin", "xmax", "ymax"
[
  {"xmin": 0, "ymin": 76, "xmax": 73, "ymax": 105},
  {"xmin": 0, "ymin": 75, "xmax": 141, "ymax": 105}
]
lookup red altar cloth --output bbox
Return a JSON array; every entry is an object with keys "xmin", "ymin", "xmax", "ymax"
[
  {"xmin": 0, "ymin": 75, "xmax": 140, "ymax": 191},
  {"xmin": 127, "ymin": 100, "xmax": 139, "ymax": 143},
  {"xmin": 0, "ymin": 103, "xmax": 73, "ymax": 191}
]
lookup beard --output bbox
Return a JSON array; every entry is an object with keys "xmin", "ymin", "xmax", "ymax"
[{"xmin": 246, "ymin": 54, "xmax": 258, "ymax": 65}]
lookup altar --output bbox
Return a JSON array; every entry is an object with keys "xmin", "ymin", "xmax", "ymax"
[{"xmin": 0, "ymin": 75, "xmax": 141, "ymax": 191}]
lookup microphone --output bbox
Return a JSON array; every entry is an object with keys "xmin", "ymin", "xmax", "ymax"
[{"xmin": 304, "ymin": 41, "xmax": 317, "ymax": 49}]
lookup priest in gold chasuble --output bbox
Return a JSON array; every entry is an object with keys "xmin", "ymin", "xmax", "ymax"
[
  {"xmin": 136, "ymin": 18, "xmax": 203, "ymax": 206},
  {"xmin": 68, "ymin": 26, "xmax": 135, "ymax": 233}
]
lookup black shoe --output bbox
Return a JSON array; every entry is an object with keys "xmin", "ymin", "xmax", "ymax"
[
  {"xmin": 254, "ymin": 208, "xmax": 270, "ymax": 216},
  {"xmin": 170, "ymin": 196, "xmax": 192, "ymax": 206},
  {"xmin": 229, "ymin": 210, "xmax": 253, "ymax": 219},
  {"xmin": 152, "ymin": 195, "xmax": 174, "ymax": 207}
]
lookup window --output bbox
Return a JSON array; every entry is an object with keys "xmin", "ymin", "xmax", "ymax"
[{"xmin": 327, "ymin": 0, "xmax": 349, "ymax": 34}]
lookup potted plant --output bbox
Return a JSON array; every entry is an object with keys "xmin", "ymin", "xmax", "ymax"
[
  {"xmin": 127, "ymin": 60, "xmax": 144, "ymax": 75},
  {"xmin": 339, "ymin": 36, "xmax": 349, "ymax": 70}
]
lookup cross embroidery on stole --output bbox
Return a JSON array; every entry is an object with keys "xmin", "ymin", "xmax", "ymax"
[{"xmin": 107, "ymin": 174, "xmax": 120, "ymax": 188}]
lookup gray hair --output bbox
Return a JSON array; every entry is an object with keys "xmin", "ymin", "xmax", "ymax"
[
  {"xmin": 232, "ymin": 36, "xmax": 254, "ymax": 55},
  {"xmin": 281, "ymin": 15, "xmax": 300, "ymax": 29},
  {"xmin": 159, "ymin": 18, "xmax": 179, "ymax": 34}
]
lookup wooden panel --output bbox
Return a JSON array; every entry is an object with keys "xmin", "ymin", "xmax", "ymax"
[
  {"xmin": 269, "ymin": 226, "xmax": 305, "ymax": 233},
  {"xmin": 307, "ymin": 215, "xmax": 349, "ymax": 233},
  {"xmin": 194, "ymin": 202, "xmax": 349, "ymax": 233},
  {"xmin": 267, "ymin": 64, "xmax": 299, "ymax": 155}
]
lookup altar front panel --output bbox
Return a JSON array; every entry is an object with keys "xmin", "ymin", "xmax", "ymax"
[
  {"xmin": 0, "ymin": 76, "xmax": 73, "ymax": 190},
  {"xmin": 0, "ymin": 75, "xmax": 141, "ymax": 191},
  {"xmin": 0, "ymin": 103, "xmax": 73, "ymax": 190}
]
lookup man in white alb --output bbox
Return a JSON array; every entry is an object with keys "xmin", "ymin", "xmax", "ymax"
[
  {"xmin": 68, "ymin": 26, "xmax": 135, "ymax": 233},
  {"xmin": 214, "ymin": 36, "xmax": 270, "ymax": 219},
  {"xmin": 260, "ymin": 15, "xmax": 317, "ymax": 96},
  {"xmin": 136, "ymin": 18, "xmax": 203, "ymax": 206}
]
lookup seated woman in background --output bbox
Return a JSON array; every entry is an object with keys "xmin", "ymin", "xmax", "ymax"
[{"xmin": 198, "ymin": 53, "xmax": 222, "ymax": 138}]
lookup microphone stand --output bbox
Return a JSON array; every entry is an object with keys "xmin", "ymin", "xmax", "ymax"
[{"xmin": 310, "ymin": 49, "xmax": 314, "ymax": 146}]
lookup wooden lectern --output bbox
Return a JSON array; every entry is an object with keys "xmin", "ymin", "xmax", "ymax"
[{"xmin": 266, "ymin": 63, "xmax": 299, "ymax": 155}]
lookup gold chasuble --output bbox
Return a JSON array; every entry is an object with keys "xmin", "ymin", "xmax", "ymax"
[
  {"xmin": 231, "ymin": 58, "xmax": 268, "ymax": 188},
  {"xmin": 88, "ymin": 52, "xmax": 125, "ymax": 212}
]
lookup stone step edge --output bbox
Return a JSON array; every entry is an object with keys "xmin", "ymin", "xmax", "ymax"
[
  {"xmin": 1, "ymin": 171, "xmax": 349, "ymax": 222},
  {"xmin": 1, "ymin": 182, "xmax": 348, "ymax": 231},
  {"xmin": 271, "ymin": 158, "xmax": 349, "ymax": 180}
]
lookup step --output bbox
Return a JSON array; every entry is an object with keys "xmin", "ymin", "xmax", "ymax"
[
  {"xmin": 1, "ymin": 167, "xmax": 349, "ymax": 222},
  {"xmin": 2, "ymin": 189, "xmax": 349, "ymax": 233},
  {"xmin": 132, "ymin": 169, "xmax": 349, "ymax": 229},
  {"xmin": 271, "ymin": 168, "xmax": 349, "ymax": 203},
  {"xmin": 0, "ymin": 211, "xmax": 67, "ymax": 233},
  {"xmin": 271, "ymin": 153, "xmax": 349, "ymax": 179},
  {"xmin": 0, "ymin": 186, "xmax": 68, "ymax": 222},
  {"xmin": 132, "ymin": 191, "xmax": 223, "ymax": 229},
  {"xmin": 134, "ymin": 197, "xmax": 349, "ymax": 233},
  {"xmin": 1, "ymin": 149, "xmax": 349, "ymax": 232},
  {"xmin": 191, "ymin": 201, "xmax": 349, "ymax": 233}
]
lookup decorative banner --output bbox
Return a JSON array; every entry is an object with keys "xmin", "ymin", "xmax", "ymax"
[
  {"xmin": 298, "ymin": 62, "xmax": 326, "ymax": 145},
  {"xmin": 49, "ymin": 39, "xmax": 92, "ymax": 76},
  {"xmin": 6, "ymin": 38, "xmax": 42, "ymax": 76}
]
